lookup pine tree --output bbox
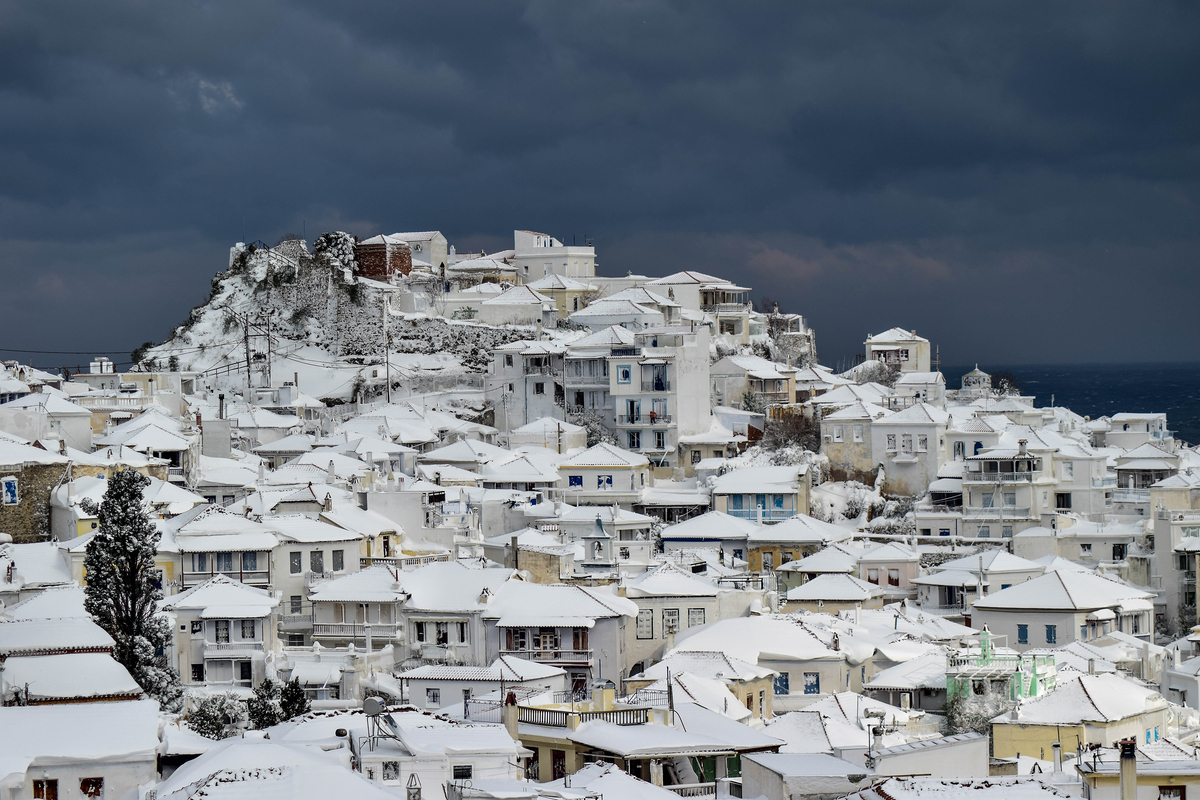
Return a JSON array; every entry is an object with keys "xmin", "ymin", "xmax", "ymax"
[
  {"xmin": 83, "ymin": 468, "xmax": 184, "ymax": 711},
  {"xmin": 280, "ymin": 677, "xmax": 311, "ymax": 720},
  {"xmin": 247, "ymin": 678, "xmax": 284, "ymax": 729}
]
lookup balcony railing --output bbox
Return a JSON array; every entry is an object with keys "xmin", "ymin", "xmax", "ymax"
[
  {"xmin": 641, "ymin": 380, "xmax": 671, "ymax": 392},
  {"xmin": 278, "ymin": 613, "xmax": 313, "ymax": 629},
  {"xmin": 964, "ymin": 471, "xmax": 1034, "ymax": 483},
  {"xmin": 1113, "ymin": 489, "xmax": 1150, "ymax": 503},
  {"xmin": 167, "ymin": 467, "xmax": 186, "ymax": 481},
  {"xmin": 963, "ymin": 507, "xmax": 1031, "ymax": 519},
  {"xmin": 524, "ymin": 364, "xmax": 556, "ymax": 376},
  {"xmin": 1093, "ymin": 476, "xmax": 1118, "ymax": 487},
  {"xmin": 617, "ymin": 414, "xmax": 673, "ymax": 425},
  {"xmin": 1160, "ymin": 510, "xmax": 1200, "ymax": 522},
  {"xmin": 499, "ymin": 648, "xmax": 592, "ymax": 663},
  {"xmin": 360, "ymin": 554, "xmax": 450, "ymax": 569},
  {"xmin": 181, "ymin": 569, "xmax": 270, "ymax": 588},
  {"xmin": 304, "ymin": 570, "xmax": 335, "ymax": 587},
  {"xmin": 205, "ymin": 641, "xmax": 264, "ymax": 653},
  {"xmin": 726, "ymin": 507, "xmax": 795, "ymax": 522},
  {"xmin": 312, "ymin": 622, "xmax": 399, "ymax": 639},
  {"xmin": 665, "ymin": 784, "xmax": 717, "ymax": 797},
  {"xmin": 701, "ymin": 303, "xmax": 750, "ymax": 314},
  {"xmin": 515, "ymin": 705, "xmax": 650, "ymax": 728}
]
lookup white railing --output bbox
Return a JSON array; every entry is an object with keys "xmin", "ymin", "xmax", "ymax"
[
  {"xmin": 963, "ymin": 507, "xmax": 1031, "ymax": 519},
  {"xmin": 277, "ymin": 614, "xmax": 313, "ymax": 628},
  {"xmin": 964, "ymin": 471, "xmax": 1034, "ymax": 483},
  {"xmin": 665, "ymin": 783, "xmax": 717, "ymax": 797},
  {"xmin": 1113, "ymin": 489, "xmax": 1150, "ymax": 503},
  {"xmin": 312, "ymin": 622, "xmax": 399, "ymax": 638},
  {"xmin": 205, "ymin": 641, "xmax": 263, "ymax": 653}
]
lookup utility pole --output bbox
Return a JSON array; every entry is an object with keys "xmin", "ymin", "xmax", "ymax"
[
  {"xmin": 243, "ymin": 312, "xmax": 252, "ymax": 392},
  {"xmin": 265, "ymin": 313, "xmax": 273, "ymax": 388}
]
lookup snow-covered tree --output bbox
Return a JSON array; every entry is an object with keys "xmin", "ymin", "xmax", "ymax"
[
  {"xmin": 82, "ymin": 468, "xmax": 183, "ymax": 711},
  {"xmin": 280, "ymin": 677, "xmax": 311, "ymax": 719},
  {"xmin": 247, "ymin": 679, "xmax": 285, "ymax": 729},
  {"xmin": 188, "ymin": 692, "xmax": 248, "ymax": 739},
  {"xmin": 945, "ymin": 684, "xmax": 1015, "ymax": 736},
  {"xmin": 313, "ymin": 230, "xmax": 357, "ymax": 272}
]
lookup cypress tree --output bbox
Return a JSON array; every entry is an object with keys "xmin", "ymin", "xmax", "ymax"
[{"xmin": 83, "ymin": 468, "xmax": 183, "ymax": 711}]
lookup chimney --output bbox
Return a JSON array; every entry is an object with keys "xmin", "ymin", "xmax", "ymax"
[
  {"xmin": 218, "ymin": 393, "xmax": 225, "ymax": 420},
  {"xmin": 1052, "ymin": 742, "xmax": 1062, "ymax": 774},
  {"xmin": 1018, "ymin": 439, "xmax": 1028, "ymax": 456},
  {"xmin": 872, "ymin": 726, "xmax": 884, "ymax": 753},
  {"xmin": 1088, "ymin": 658, "xmax": 1095, "ymax": 675},
  {"xmin": 1119, "ymin": 739, "xmax": 1137, "ymax": 800},
  {"xmin": 501, "ymin": 692, "xmax": 519, "ymax": 741}
]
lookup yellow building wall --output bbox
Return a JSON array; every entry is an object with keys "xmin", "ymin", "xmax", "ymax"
[{"xmin": 990, "ymin": 722, "xmax": 1086, "ymax": 760}]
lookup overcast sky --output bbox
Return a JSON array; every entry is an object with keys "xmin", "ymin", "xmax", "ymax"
[{"xmin": 2, "ymin": 1, "xmax": 1198, "ymax": 370}]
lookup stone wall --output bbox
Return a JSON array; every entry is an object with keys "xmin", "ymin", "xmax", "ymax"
[{"xmin": 0, "ymin": 461, "xmax": 73, "ymax": 543}]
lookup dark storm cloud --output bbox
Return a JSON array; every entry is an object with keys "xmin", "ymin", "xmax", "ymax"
[{"xmin": 1, "ymin": 0, "xmax": 1198, "ymax": 366}]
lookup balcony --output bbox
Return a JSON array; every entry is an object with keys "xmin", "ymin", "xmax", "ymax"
[
  {"xmin": 524, "ymin": 364, "xmax": 556, "ymax": 376},
  {"xmin": 181, "ymin": 569, "xmax": 270, "ymax": 589},
  {"xmin": 1113, "ymin": 489, "xmax": 1150, "ymax": 504},
  {"xmin": 167, "ymin": 466, "xmax": 186, "ymax": 482},
  {"xmin": 963, "ymin": 471, "xmax": 1034, "ymax": 483},
  {"xmin": 701, "ymin": 303, "xmax": 750, "ymax": 314},
  {"xmin": 617, "ymin": 414, "xmax": 673, "ymax": 425},
  {"xmin": 205, "ymin": 641, "xmax": 264, "ymax": 654},
  {"xmin": 312, "ymin": 622, "xmax": 400, "ymax": 639},
  {"xmin": 726, "ymin": 507, "xmax": 795, "ymax": 522},
  {"xmin": 1093, "ymin": 476, "xmax": 1118, "ymax": 488},
  {"xmin": 360, "ymin": 553, "xmax": 450, "ymax": 569},
  {"xmin": 304, "ymin": 570, "xmax": 335, "ymax": 588},
  {"xmin": 1159, "ymin": 510, "xmax": 1200, "ymax": 522},
  {"xmin": 665, "ymin": 784, "xmax": 717, "ymax": 797},
  {"xmin": 641, "ymin": 379, "xmax": 671, "ymax": 393},
  {"xmin": 515, "ymin": 705, "xmax": 650, "ymax": 727},
  {"xmin": 963, "ymin": 506, "xmax": 1032, "ymax": 519},
  {"xmin": 499, "ymin": 648, "xmax": 592, "ymax": 664},
  {"xmin": 277, "ymin": 613, "xmax": 313, "ymax": 630}
]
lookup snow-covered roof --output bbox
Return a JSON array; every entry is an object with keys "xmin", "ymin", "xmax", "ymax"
[
  {"xmin": 0, "ymin": 699, "xmax": 160, "ymax": 766},
  {"xmin": 568, "ymin": 325, "xmax": 638, "ymax": 349},
  {"xmin": 711, "ymin": 465, "xmax": 805, "ymax": 495},
  {"xmin": 864, "ymin": 650, "xmax": 948, "ymax": 690},
  {"xmin": 785, "ymin": 573, "xmax": 884, "ymax": 602},
  {"xmin": 624, "ymin": 563, "xmax": 718, "ymax": 598},
  {"xmin": 972, "ymin": 570, "xmax": 1154, "ymax": 612},
  {"xmin": 866, "ymin": 327, "xmax": 929, "ymax": 344},
  {"xmin": 0, "ymin": 541, "xmax": 73, "ymax": 593},
  {"xmin": 0, "ymin": 617, "xmax": 114, "ymax": 656},
  {"xmin": 871, "ymin": 402, "xmax": 950, "ymax": 426},
  {"xmin": 268, "ymin": 513, "xmax": 363, "ymax": 543},
  {"xmin": 781, "ymin": 548, "xmax": 857, "ymax": 574},
  {"xmin": 635, "ymin": 650, "xmax": 777, "ymax": 682},
  {"xmin": 484, "ymin": 581, "xmax": 638, "ymax": 626},
  {"xmin": 162, "ymin": 575, "xmax": 279, "ymax": 616},
  {"xmin": 672, "ymin": 615, "xmax": 865, "ymax": 665},
  {"xmin": 1, "ymin": 585, "xmax": 87, "ymax": 620},
  {"xmin": 842, "ymin": 777, "xmax": 1075, "ymax": 800},
  {"xmin": 4, "ymin": 652, "xmax": 142, "ymax": 702},
  {"xmin": 660, "ymin": 511, "xmax": 760, "ymax": 542},
  {"xmin": 748, "ymin": 515, "xmax": 851, "ymax": 545},
  {"xmin": 398, "ymin": 654, "xmax": 565, "ymax": 683},
  {"xmin": 998, "ymin": 672, "xmax": 1165, "ymax": 725},
  {"xmin": 937, "ymin": 550, "xmax": 1045, "ymax": 574},
  {"xmin": 560, "ymin": 442, "xmax": 649, "ymax": 468}
]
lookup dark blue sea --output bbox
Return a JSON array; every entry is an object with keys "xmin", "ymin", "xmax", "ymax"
[{"xmin": 944, "ymin": 363, "xmax": 1200, "ymax": 447}]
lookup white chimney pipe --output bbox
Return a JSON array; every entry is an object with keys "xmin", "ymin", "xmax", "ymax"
[{"xmin": 1119, "ymin": 740, "xmax": 1137, "ymax": 800}]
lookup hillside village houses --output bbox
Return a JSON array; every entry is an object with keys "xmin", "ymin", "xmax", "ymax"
[{"xmin": 3, "ymin": 227, "xmax": 1200, "ymax": 800}]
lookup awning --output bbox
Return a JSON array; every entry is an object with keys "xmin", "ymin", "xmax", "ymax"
[
  {"xmin": 494, "ymin": 615, "xmax": 596, "ymax": 628},
  {"xmin": 1086, "ymin": 609, "xmax": 1116, "ymax": 621},
  {"xmin": 1117, "ymin": 599, "xmax": 1154, "ymax": 613},
  {"xmin": 290, "ymin": 662, "xmax": 342, "ymax": 687}
]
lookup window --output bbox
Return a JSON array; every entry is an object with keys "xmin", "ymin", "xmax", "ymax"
[
  {"xmin": 310, "ymin": 551, "xmax": 324, "ymax": 573},
  {"xmin": 1002, "ymin": 526, "xmax": 1013, "ymax": 538},
  {"xmin": 458, "ymin": 621, "xmax": 468, "ymax": 643},
  {"xmin": 619, "ymin": 547, "xmax": 630, "ymax": 559},
  {"xmin": 636, "ymin": 609, "xmax": 654, "ymax": 639},
  {"xmin": 215, "ymin": 552, "xmax": 233, "ymax": 572},
  {"xmin": 1045, "ymin": 624, "xmax": 1057, "ymax": 644},
  {"xmin": 241, "ymin": 620, "xmax": 255, "ymax": 639},
  {"xmin": 1056, "ymin": 493, "xmax": 1072, "ymax": 510},
  {"xmin": 436, "ymin": 621, "xmax": 449, "ymax": 646},
  {"xmin": 902, "ymin": 434, "xmax": 913, "ymax": 453},
  {"xmin": 215, "ymin": 620, "xmax": 230, "ymax": 643},
  {"xmin": 888, "ymin": 569, "xmax": 900, "ymax": 586},
  {"xmin": 1003, "ymin": 492, "xmax": 1016, "ymax": 507},
  {"xmin": 191, "ymin": 620, "xmax": 204, "ymax": 634},
  {"xmin": 833, "ymin": 426, "xmax": 844, "ymax": 443},
  {"xmin": 1081, "ymin": 624, "xmax": 1088, "ymax": 640},
  {"xmin": 663, "ymin": 608, "xmax": 680, "ymax": 633},
  {"xmin": 192, "ymin": 663, "xmax": 205, "ymax": 681},
  {"xmin": 568, "ymin": 475, "xmax": 583, "ymax": 487},
  {"xmin": 1063, "ymin": 461, "xmax": 1074, "ymax": 478},
  {"xmin": 1017, "ymin": 624, "xmax": 1028, "ymax": 644},
  {"xmin": 655, "ymin": 430, "xmax": 667, "ymax": 449},
  {"xmin": 534, "ymin": 382, "xmax": 545, "ymax": 395},
  {"xmin": 867, "ymin": 568, "xmax": 879, "ymax": 584},
  {"xmin": 954, "ymin": 441, "xmax": 965, "ymax": 459},
  {"xmin": 917, "ymin": 435, "xmax": 928, "ymax": 452},
  {"xmin": 426, "ymin": 687, "xmax": 441, "ymax": 705},
  {"xmin": 691, "ymin": 450, "xmax": 702, "ymax": 464},
  {"xmin": 290, "ymin": 552, "xmax": 302, "ymax": 574},
  {"xmin": 505, "ymin": 354, "xmax": 513, "ymax": 367},
  {"xmin": 287, "ymin": 634, "xmax": 304, "ymax": 646},
  {"xmin": 618, "ymin": 366, "xmax": 632, "ymax": 384},
  {"xmin": 759, "ymin": 690, "xmax": 765, "ymax": 717},
  {"xmin": 415, "ymin": 622, "xmax": 426, "ymax": 642},
  {"xmin": 597, "ymin": 475, "xmax": 613, "ymax": 489},
  {"xmin": 978, "ymin": 525, "xmax": 990, "ymax": 538},
  {"xmin": 332, "ymin": 550, "xmax": 344, "ymax": 571},
  {"xmin": 1080, "ymin": 543, "xmax": 1093, "ymax": 555},
  {"xmin": 774, "ymin": 673, "xmax": 790, "ymax": 695},
  {"xmin": 239, "ymin": 661, "xmax": 252, "ymax": 681},
  {"xmin": 762, "ymin": 552, "xmax": 774, "ymax": 572},
  {"xmin": 730, "ymin": 495, "xmax": 744, "ymax": 510},
  {"xmin": 242, "ymin": 551, "xmax": 257, "ymax": 571},
  {"xmin": 886, "ymin": 434, "xmax": 897, "ymax": 451},
  {"xmin": 453, "ymin": 766, "xmax": 473, "ymax": 781},
  {"xmin": 982, "ymin": 493, "xmax": 994, "ymax": 508},
  {"xmin": 33, "ymin": 780, "xmax": 57, "ymax": 800},
  {"xmin": 628, "ymin": 431, "xmax": 641, "ymax": 449},
  {"xmin": 853, "ymin": 424, "xmax": 864, "ymax": 442},
  {"xmin": 803, "ymin": 672, "xmax": 820, "ymax": 694},
  {"xmin": 688, "ymin": 608, "xmax": 706, "ymax": 627},
  {"xmin": 383, "ymin": 762, "xmax": 400, "ymax": 781}
]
